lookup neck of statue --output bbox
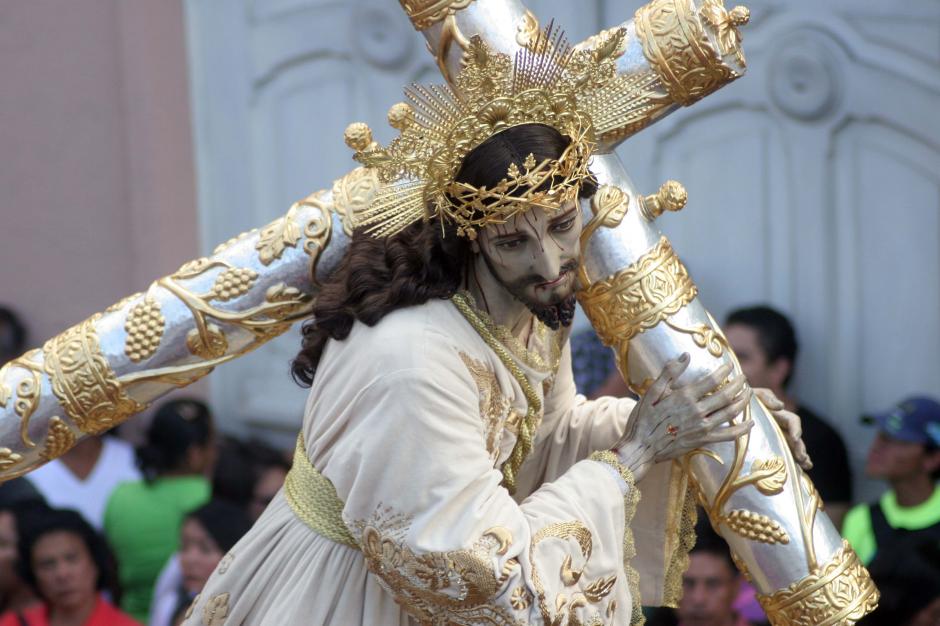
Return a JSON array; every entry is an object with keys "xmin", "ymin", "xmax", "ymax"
[{"xmin": 466, "ymin": 255, "xmax": 534, "ymax": 341}]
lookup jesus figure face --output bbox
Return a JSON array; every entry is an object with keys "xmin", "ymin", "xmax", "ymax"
[{"xmin": 473, "ymin": 199, "xmax": 583, "ymax": 329}]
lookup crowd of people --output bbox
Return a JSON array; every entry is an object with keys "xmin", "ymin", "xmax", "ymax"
[{"xmin": 1, "ymin": 298, "xmax": 939, "ymax": 625}]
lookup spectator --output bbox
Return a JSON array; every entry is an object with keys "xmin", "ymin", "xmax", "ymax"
[
  {"xmin": 150, "ymin": 501, "xmax": 251, "ymax": 626},
  {"xmin": 211, "ymin": 435, "xmax": 290, "ymax": 521},
  {"xmin": 0, "ymin": 307, "xmax": 26, "ymax": 366},
  {"xmin": 725, "ymin": 305, "xmax": 852, "ymax": 528},
  {"xmin": 245, "ymin": 442, "xmax": 290, "ymax": 521},
  {"xmin": 648, "ymin": 518, "xmax": 756, "ymax": 626},
  {"xmin": 0, "ymin": 500, "xmax": 46, "ymax": 616},
  {"xmin": 27, "ymin": 433, "xmax": 141, "ymax": 530},
  {"xmin": 103, "ymin": 399, "xmax": 213, "ymax": 623},
  {"xmin": 842, "ymin": 396, "xmax": 940, "ymax": 571},
  {"xmin": 0, "ymin": 508, "xmax": 139, "ymax": 626}
]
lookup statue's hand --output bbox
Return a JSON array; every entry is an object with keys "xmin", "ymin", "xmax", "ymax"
[
  {"xmin": 754, "ymin": 387, "xmax": 813, "ymax": 471},
  {"xmin": 613, "ymin": 355, "xmax": 751, "ymax": 482}
]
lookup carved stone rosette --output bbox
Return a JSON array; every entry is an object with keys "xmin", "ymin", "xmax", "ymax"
[
  {"xmin": 577, "ymin": 153, "xmax": 878, "ymax": 624},
  {"xmin": 0, "ymin": 176, "xmax": 379, "ymax": 481}
]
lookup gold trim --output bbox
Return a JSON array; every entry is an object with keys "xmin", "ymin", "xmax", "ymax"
[
  {"xmin": 578, "ymin": 185, "xmax": 630, "ymax": 286},
  {"xmin": 661, "ymin": 466, "xmax": 697, "ymax": 608},
  {"xmin": 756, "ymin": 541, "xmax": 879, "ymax": 626},
  {"xmin": 0, "ymin": 349, "xmax": 44, "ymax": 447},
  {"xmin": 634, "ymin": 0, "xmax": 746, "ymax": 107},
  {"xmin": 43, "ymin": 315, "xmax": 145, "ymax": 435},
  {"xmin": 589, "ymin": 450, "xmax": 643, "ymax": 625},
  {"xmin": 398, "ymin": 0, "xmax": 476, "ymax": 31},
  {"xmin": 577, "ymin": 237, "xmax": 697, "ymax": 349},
  {"xmin": 452, "ymin": 293, "xmax": 543, "ymax": 494}
]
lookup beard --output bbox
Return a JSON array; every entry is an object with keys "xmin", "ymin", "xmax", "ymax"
[
  {"xmin": 480, "ymin": 252, "xmax": 579, "ymax": 330},
  {"xmin": 528, "ymin": 295, "xmax": 577, "ymax": 330}
]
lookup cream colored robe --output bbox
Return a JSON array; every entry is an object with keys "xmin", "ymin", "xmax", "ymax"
[{"xmin": 182, "ymin": 298, "xmax": 692, "ymax": 626}]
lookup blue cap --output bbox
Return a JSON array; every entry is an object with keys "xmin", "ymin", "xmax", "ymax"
[{"xmin": 862, "ymin": 396, "xmax": 940, "ymax": 446}]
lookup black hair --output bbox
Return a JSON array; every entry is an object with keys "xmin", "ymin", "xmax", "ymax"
[
  {"xmin": 690, "ymin": 517, "xmax": 737, "ymax": 575},
  {"xmin": 184, "ymin": 500, "xmax": 252, "ymax": 554},
  {"xmin": 726, "ymin": 305, "xmax": 798, "ymax": 387},
  {"xmin": 292, "ymin": 123, "xmax": 595, "ymax": 386},
  {"xmin": 211, "ymin": 436, "xmax": 290, "ymax": 511},
  {"xmin": 17, "ymin": 508, "xmax": 121, "ymax": 604},
  {"xmin": 0, "ymin": 306, "xmax": 27, "ymax": 365},
  {"xmin": 137, "ymin": 398, "xmax": 213, "ymax": 481}
]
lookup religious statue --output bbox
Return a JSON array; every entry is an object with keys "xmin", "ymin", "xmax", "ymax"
[{"xmin": 0, "ymin": 1, "xmax": 878, "ymax": 624}]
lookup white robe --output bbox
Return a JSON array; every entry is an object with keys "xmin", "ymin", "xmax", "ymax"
[{"xmin": 182, "ymin": 297, "xmax": 693, "ymax": 626}]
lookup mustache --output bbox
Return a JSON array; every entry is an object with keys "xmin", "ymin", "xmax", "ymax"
[{"xmin": 514, "ymin": 259, "xmax": 580, "ymax": 288}]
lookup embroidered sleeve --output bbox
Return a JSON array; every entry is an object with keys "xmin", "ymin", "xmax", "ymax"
[{"xmin": 324, "ymin": 344, "xmax": 641, "ymax": 626}]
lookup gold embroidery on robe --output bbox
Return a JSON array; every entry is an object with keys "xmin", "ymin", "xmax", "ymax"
[
  {"xmin": 529, "ymin": 521, "xmax": 617, "ymax": 626},
  {"xmin": 217, "ymin": 552, "xmax": 234, "ymax": 575},
  {"xmin": 202, "ymin": 592, "xmax": 229, "ymax": 626},
  {"xmin": 184, "ymin": 594, "xmax": 199, "ymax": 620},
  {"xmin": 460, "ymin": 352, "xmax": 512, "ymax": 460},
  {"xmin": 360, "ymin": 521, "xmax": 526, "ymax": 625}
]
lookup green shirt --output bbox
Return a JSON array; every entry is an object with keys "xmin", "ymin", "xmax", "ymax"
[
  {"xmin": 103, "ymin": 475, "xmax": 210, "ymax": 623},
  {"xmin": 842, "ymin": 486, "xmax": 940, "ymax": 565}
]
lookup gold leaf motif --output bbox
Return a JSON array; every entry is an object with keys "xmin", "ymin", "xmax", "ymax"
[
  {"xmin": 459, "ymin": 352, "xmax": 510, "ymax": 460},
  {"xmin": 582, "ymin": 575, "xmax": 616, "ymax": 603},
  {"xmin": 0, "ymin": 448, "xmax": 23, "ymax": 470},
  {"xmin": 331, "ymin": 168, "xmax": 379, "ymax": 236},
  {"xmin": 398, "ymin": 0, "xmax": 477, "ymax": 31},
  {"xmin": 560, "ymin": 554, "xmax": 582, "ymax": 586},
  {"xmin": 208, "ymin": 268, "xmax": 258, "ymax": 302},
  {"xmin": 174, "ymin": 258, "xmax": 214, "ymax": 280},
  {"xmin": 217, "ymin": 552, "xmax": 234, "ymax": 575},
  {"xmin": 186, "ymin": 324, "xmax": 228, "ymax": 360},
  {"xmin": 39, "ymin": 417, "xmax": 76, "ymax": 462},
  {"xmin": 256, "ymin": 210, "xmax": 302, "ymax": 266},
  {"xmin": 724, "ymin": 509, "xmax": 789, "ymax": 545},
  {"xmin": 202, "ymin": 592, "xmax": 229, "ymax": 626},
  {"xmin": 752, "ymin": 457, "xmax": 787, "ymax": 495},
  {"xmin": 124, "ymin": 298, "xmax": 165, "ymax": 362},
  {"xmin": 360, "ymin": 522, "xmax": 523, "ymax": 625},
  {"xmin": 43, "ymin": 316, "xmax": 145, "ymax": 435},
  {"xmin": 757, "ymin": 541, "xmax": 878, "ymax": 625}
]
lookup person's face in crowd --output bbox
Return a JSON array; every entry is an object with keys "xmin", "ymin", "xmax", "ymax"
[
  {"xmin": 474, "ymin": 200, "xmax": 582, "ymax": 312},
  {"xmin": 0, "ymin": 512, "xmax": 18, "ymax": 591},
  {"xmin": 865, "ymin": 431, "xmax": 940, "ymax": 481},
  {"xmin": 678, "ymin": 551, "xmax": 740, "ymax": 626},
  {"xmin": 724, "ymin": 324, "xmax": 789, "ymax": 391},
  {"xmin": 32, "ymin": 531, "xmax": 98, "ymax": 613},
  {"xmin": 250, "ymin": 466, "xmax": 288, "ymax": 521},
  {"xmin": 179, "ymin": 518, "xmax": 225, "ymax": 594}
]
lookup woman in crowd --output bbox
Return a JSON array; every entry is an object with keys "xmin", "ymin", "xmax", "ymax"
[
  {"xmin": 0, "ymin": 495, "xmax": 46, "ymax": 616},
  {"xmin": 150, "ymin": 501, "xmax": 251, "ymax": 626},
  {"xmin": 0, "ymin": 508, "xmax": 139, "ymax": 626},
  {"xmin": 103, "ymin": 399, "xmax": 214, "ymax": 623}
]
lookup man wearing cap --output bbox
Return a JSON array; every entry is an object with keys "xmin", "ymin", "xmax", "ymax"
[{"xmin": 842, "ymin": 396, "xmax": 940, "ymax": 567}]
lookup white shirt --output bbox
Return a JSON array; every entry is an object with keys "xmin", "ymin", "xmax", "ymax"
[{"xmin": 28, "ymin": 436, "xmax": 141, "ymax": 529}]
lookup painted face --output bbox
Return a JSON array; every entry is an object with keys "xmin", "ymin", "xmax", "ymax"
[
  {"xmin": 678, "ymin": 551, "xmax": 740, "ymax": 626},
  {"xmin": 475, "ymin": 200, "xmax": 582, "ymax": 325},
  {"xmin": 31, "ymin": 531, "xmax": 98, "ymax": 612},
  {"xmin": 179, "ymin": 518, "xmax": 225, "ymax": 594}
]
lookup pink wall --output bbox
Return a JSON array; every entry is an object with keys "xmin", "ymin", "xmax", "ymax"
[{"xmin": 0, "ymin": 0, "xmax": 198, "ymax": 350}]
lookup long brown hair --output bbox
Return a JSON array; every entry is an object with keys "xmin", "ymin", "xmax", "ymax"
[{"xmin": 291, "ymin": 123, "xmax": 593, "ymax": 387}]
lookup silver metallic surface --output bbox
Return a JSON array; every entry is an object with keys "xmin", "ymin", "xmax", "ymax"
[{"xmin": 579, "ymin": 157, "xmax": 846, "ymax": 595}]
